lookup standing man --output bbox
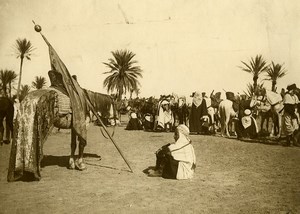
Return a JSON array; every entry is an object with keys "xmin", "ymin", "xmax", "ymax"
[
  {"xmin": 189, "ymin": 91, "xmax": 208, "ymax": 134},
  {"xmin": 283, "ymin": 84, "xmax": 299, "ymax": 146}
]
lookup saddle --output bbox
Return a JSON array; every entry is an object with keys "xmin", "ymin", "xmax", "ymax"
[{"xmin": 49, "ymin": 87, "xmax": 72, "ymax": 129}]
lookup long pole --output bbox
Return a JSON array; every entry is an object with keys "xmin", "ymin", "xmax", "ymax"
[
  {"xmin": 86, "ymin": 96, "xmax": 134, "ymax": 173},
  {"xmin": 33, "ymin": 21, "xmax": 133, "ymax": 173}
]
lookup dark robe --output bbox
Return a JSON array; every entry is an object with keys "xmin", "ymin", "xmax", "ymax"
[
  {"xmin": 236, "ymin": 116, "xmax": 258, "ymax": 139},
  {"xmin": 238, "ymin": 99, "xmax": 252, "ymax": 119},
  {"xmin": 189, "ymin": 99, "xmax": 208, "ymax": 133},
  {"xmin": 125, "ymin": 118, "xmax": 143, "ymax": 130},
  {"xmin": 177, "ymin": 103, "xmax": 189, "ymax": 125},
  {"xmin": 155, "ymin": 144, "xmax": 179, "ymax": 179}
]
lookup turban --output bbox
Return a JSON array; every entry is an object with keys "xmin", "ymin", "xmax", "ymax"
[
  {"xmin": 176, "ymin": 124, "xmax": 190, "ymax": 137},
  {"xmin": 244, "ymin": 109, "xmax": 251, "ymax": 116}
]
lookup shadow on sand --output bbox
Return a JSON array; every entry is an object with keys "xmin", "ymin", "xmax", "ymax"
[{"xmin": 41, "ymin": 153, "xmax": 101, "ymax": 168}]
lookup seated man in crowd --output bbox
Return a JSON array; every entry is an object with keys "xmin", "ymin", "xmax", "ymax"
[
  {"xmin": 125, "ymin": 110, "xmax": 143, "ymax": 130},
  {"xmin": 236, "ymin": 109, "xmax": 258, "ymax": 139},
  {"xmin": 154, "ymin": 100, "xmax": 174, "ymax": 132},
  {"xmin": 144, "ymin": 124, "xmax": 196, "ymax": 179}
]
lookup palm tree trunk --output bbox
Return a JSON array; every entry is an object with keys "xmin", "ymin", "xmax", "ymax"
[
  {"xmin": 16, "ymin": 57, "xmax": 24, "ymax": 100},
  {"xmin": 3, "ymin": 85, "xmax": 8, "ymax": 97},
  {"xmin": 271, "ymin": 81, "xmax": 276, "ymax": 92},
  {"xmin": 9, "ymin": 83, "xmax": 12, "ymax": 98},
  {"xmin": 253, "ymin": 76, "xmax": 258, "ymax": 93},
  {"xmin": 118, "ymin": 89, "xmax": 123, "ymax": 101}
]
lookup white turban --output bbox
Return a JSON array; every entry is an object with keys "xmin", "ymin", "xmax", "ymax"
[{"xmin": 176, "ymin": 124, "xmax": 190, "ymax": 137}]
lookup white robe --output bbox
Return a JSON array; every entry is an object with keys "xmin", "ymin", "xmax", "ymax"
[{"xmin": 168, "ymin": 134, "xmax": 196, "ymax": 179}]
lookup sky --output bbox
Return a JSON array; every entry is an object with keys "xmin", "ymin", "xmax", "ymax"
[{"xmin": 0, "ymin": 0, "xmax": 299, "ymax": 102}]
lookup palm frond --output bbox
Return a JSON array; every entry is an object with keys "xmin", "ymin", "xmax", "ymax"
[{"xmin": 102, "ymin": 49, "xmax": 143, "ymax": 99}]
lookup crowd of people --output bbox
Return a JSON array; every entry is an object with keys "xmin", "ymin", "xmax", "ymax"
[
  {"xmin": 125, "ymin": 83, "xmax": 300, "ymax": 148},
  {"xmin": 152, "ymin": 83, "xmax": 298, "ymax": 179}
]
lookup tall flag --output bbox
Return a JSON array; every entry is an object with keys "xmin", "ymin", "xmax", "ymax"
[
  {"xmin": 41, "ymin": 34, "xmax": 87, "ymax": 141},
  {"xmin": 33, "ymin": 22, "xmax": 134, "ymax": 172}
]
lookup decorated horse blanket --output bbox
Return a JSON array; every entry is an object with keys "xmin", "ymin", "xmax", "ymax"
[{"xmin": 7, "ymin": 89, "xmax": 57, "ymax": 181}]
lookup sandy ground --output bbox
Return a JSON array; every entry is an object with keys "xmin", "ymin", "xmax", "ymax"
[{"xmin": 0, "ymin": 119, "xmax": 300, "ymax": 214}]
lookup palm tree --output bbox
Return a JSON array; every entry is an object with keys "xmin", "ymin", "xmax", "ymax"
[
  {"xmin": 103, "ymin": 49, "xmax": 143, "ymax": 101},
  {"xmin": 0, "ymin": 69, "xmax": 10, "ymax": 97},
  {"xmin": 135, "ymin": 88, "xmax": 140, "ymax": 98},
  {"xmin": 7, "ymin": 70, "xmax": 17, "ymax": 98},
  {"xmin": 14, "ymin": 38, "xmax": 35, "ymax": 100},
  {"xmin": 19, "ymin": 84, "xmax": 31, "ymax": 102},
  {"xmin": 244, "ymin": 82, "xmax": 265, "ymax": 97},
  {"xmin": 129, "ymin": 88, "xmax": 134, "ymax": 100},
  {"xmin": 240, "ymin": 55, "xmax": 268, "ymax": 93},
  {"xmin": 0, "ymin": 69, "xmax": 17, "ymax": 98},
  {"xmin": 32, "ymin": 76, "xmax": 47, "ymax": 89},
  {"xmin": 264, "ymin": 62, "xmax": 287, "ymax": 92}
]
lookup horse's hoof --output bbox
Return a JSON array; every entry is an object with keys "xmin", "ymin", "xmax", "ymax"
[
  {"xmin": 68, "ymin": 158, "xmax": 75, "ymax": 170},
  {"xmin": 75, "ymin": 159, "xmax": 87, "ymax": 171}
]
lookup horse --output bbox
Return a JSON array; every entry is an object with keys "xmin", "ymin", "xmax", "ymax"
[
  {"xmin": 169, "ymin": 94, "xmax": 189, "ymax": 127},
  {"xmin": 204, "ymin": 91, "xmax": 222, "ymax": 134},
  {"xmin": 218, "ymin": 93, "xmax": 257, "ymax": 137},
  {"xmin": 258, "ymin": 108, "xmax": 273, "ymax": 134},
  {"xmin": 84, "ymin": 89, "xmax": 118, "ymax": 126},
  {"xmin": 114, "ymin": 98, "xmax": 130, "ymax": 123},
  {"xmin": 0, "ymin": 97, "xmax": 14, "ymax": 145},
  {"xmin": 256, "ymin": 90, "xmax": 284, "ymax": 137},
  {"xmin": 7, "ymin": 88, "xmax": 115, "ymax": 181},
  {"xmin": 139, "ymin": 97, "xmax": 159, "ymax": 131}
]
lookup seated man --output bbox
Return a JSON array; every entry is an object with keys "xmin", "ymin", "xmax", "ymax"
[
  {"xmin": 125, "ymin": 111, "xmax": 143, "ymax": 130},
  {"xmin": 236, "ymin": 109, "xmax": 258, "ymax": 139},
  {"xmin": 155, "ymin": 100, "xmax": 174, "ymax": 132},
  {"xmin": 144, "ymin": 124, "xmax": 196, "ymax": 179}
]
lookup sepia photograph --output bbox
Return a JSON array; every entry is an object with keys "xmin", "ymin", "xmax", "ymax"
[{"xmin": 0, "ymin": 0, "xmax": 300, "ymax": 213}]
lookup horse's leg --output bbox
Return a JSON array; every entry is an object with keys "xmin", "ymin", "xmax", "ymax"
[
  {"xmin": 68, "ymin": 128, "xmax": 77, "ymax": 169},
  {"xmin": 119, "ymin": 112, "xmax": 122, "ymax": 124},
  {"xmin": 266, "ymin": 117, "xmax": 269, "ymax": 133},
  {"xmin": 0, "ymin": 116, "xmax": 4, "ymax": 145},
  {"xmin": 225, "ymin": 112, "xmax": 231, "ymax": 137},
  {"xmin": 277, "ymin": 113, "xmax": 282, "ymax": 138},
  {"xmin": 260, "ymin": 114, "xmax": 265, "ymax": 132},
  {"xmin": 208, "ymin": 108, "xmax": 215, "ymax": 133},
  {"xmin": 225, "ymin": 119, "xmax": 230, "ymax": 137},
  {"xmin": 5, "ymin": 117, "xmax": 13, "ymax": 143},
  {"xmin": 219, "ymin": 107, "xmax": 225, "ymax": 137},
  {"xmin": 270, "ymin": 119, "xmax": 275, "ymax": 137},
  {"xmin": 75, "ymin": 135, "xmax": 87, "ymax": 171},
  {"xmin": 226, "ymin": 122, "xmax": 230, "ymax": 137},
  {"xmin": 274, "ymin": 114, "xmax": 279, "ymax": 136},
  {"xmin": 5, "ymin": 108, "xmax": 14, "ymax": 143}
]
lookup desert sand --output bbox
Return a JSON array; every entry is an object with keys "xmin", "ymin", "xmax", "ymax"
[{"xmin": 0, "ymin": 119, "xmax": 300, "ymax": 213}]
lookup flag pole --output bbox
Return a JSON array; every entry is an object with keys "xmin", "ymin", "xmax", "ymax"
[
  {"xmin": 85, "ymin": 96, "xmax": 134, "ymax": 173},
  {"xmin": 33, "ymin": 21, "xmax": 133, "ymax": 173}
]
